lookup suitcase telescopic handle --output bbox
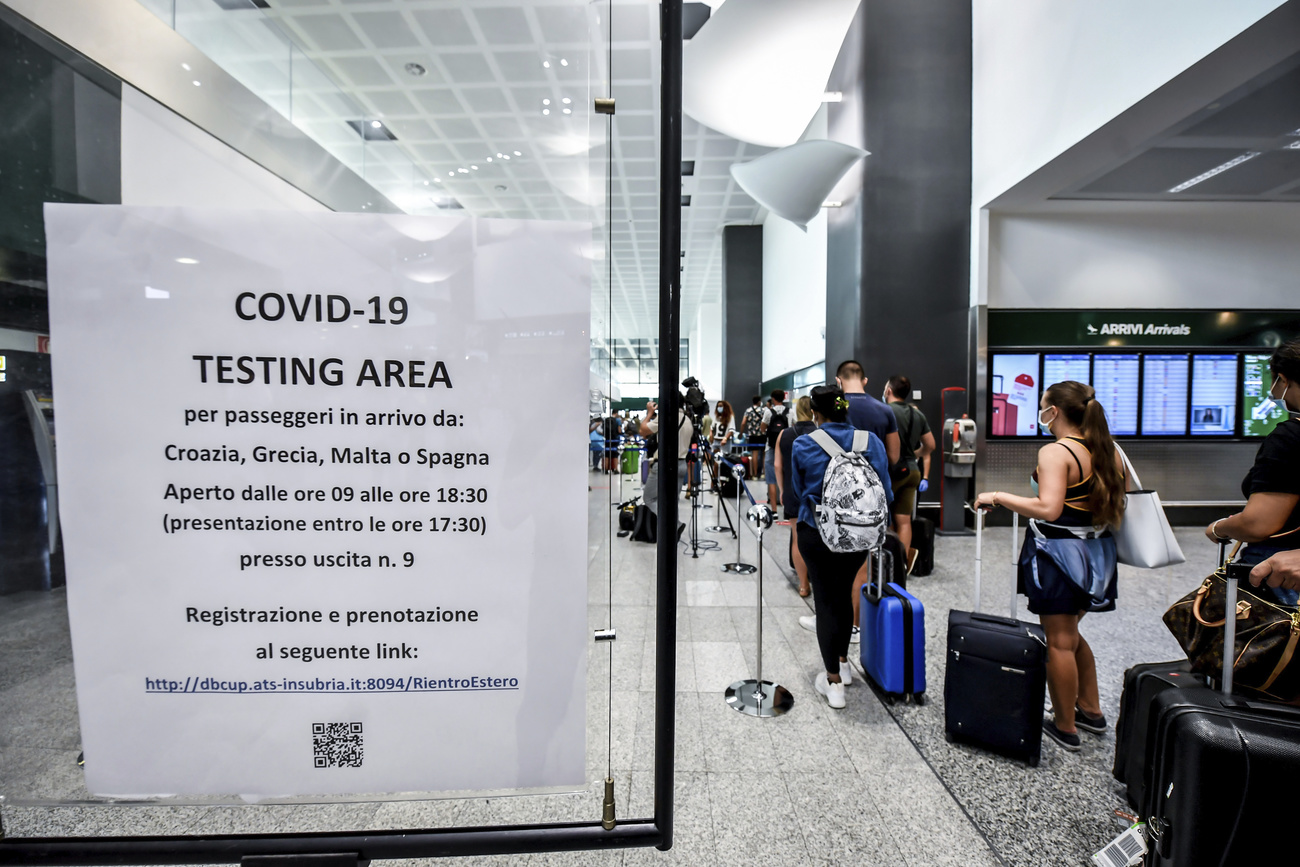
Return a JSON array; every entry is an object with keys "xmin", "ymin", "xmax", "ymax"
[
  {"xmin": 973, "ymin": 504, "xmax": 983, "ymax": 613},
  {"xmin": 969, "ymin": 502, "xmax": 1016, "ymax": 619},
  {"xmin": 1221, "ymin": 540, "xmax": 1236, "ymax": 696}
]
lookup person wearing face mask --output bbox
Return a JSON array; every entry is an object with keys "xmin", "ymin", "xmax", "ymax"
[
  {"xmin": 974, "ymin": 381, "xmax": 1128, "ymax": 752},
  {"xmin": 1205, "ymin": 338, "xmax": 1300, "ymax": 607}
]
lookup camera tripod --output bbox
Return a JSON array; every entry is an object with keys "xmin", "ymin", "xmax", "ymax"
[{"xmin": 683, "ymin": 423, "xmax": 722, "ymax": 559}]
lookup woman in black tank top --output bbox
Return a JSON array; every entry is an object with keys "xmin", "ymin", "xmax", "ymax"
[{"xmin": 975, "ymin": 381, "xmax": 1129, "ymax": 751}]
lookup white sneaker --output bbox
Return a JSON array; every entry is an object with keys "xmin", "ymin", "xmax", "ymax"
[
  {"xmin": 799, "ymin": 615, "xmax": 817, "ymax": 632},
  {"xmin": 849, "ymin": 625, "xmax": 860, "ymax": 644},
  {"xmin": 814, "ymin": 672, "xmax": 846, "ymax": 709},
  {"xmin": 839, "ymin": 661, "xmax": 854, "ymax": 685}
]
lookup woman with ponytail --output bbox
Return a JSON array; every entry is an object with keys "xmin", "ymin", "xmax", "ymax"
[{"xmin": 974, "ymin": 381, "xmax": 1129, "ymax": 752}]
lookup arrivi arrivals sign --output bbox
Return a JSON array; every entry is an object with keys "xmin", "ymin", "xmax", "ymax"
[{"xmin": 45, "ymin": 205, "xmax": 590, "ymax": 797}]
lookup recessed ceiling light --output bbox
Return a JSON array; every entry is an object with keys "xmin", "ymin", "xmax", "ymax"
[
  {"xmin": 543, "ymin": 60, "xmax": 551, "ymax": 68},
  {"xmin": 404, "ymin": 62, "xmax": 427, "ymax": 77},
  {"xmin": 502, "ymin": 154, "xmax": 510, "ymax": 160},
  {"xmin": 486, "ymin": 157, "xmax": 493, "ymax": 162},
  {"xmin": 422, "ymin": 180, "xmax": 429, "ymax": 185},
  {"xmin": 496, "ymin": 152, "xmax": 503, "ymax": 158},
  {"xmin": 458, "ymin": 168, "xmax": 468, "ymax": 173},
  {"xmin": 543, "ymin": 98, "xmax": 550, "ymax": 106},
  {"xmin": 563, "ymin": 108, "xmax": 571, "ymax": 114},
  {"xmin": 175, "ymin": 257, "xmax": 199, "ymax": 265},
  {"xmin": 543, "ymin": 109, "xmax": 550, "ymax": 115},
  {"xmin": 560, "ymin": 58, "xmax": 568, "ymax": 66},
  {"xmin": 562, "ymin": 97, "xmax": 571, "ymax": 104},
  {"xmin": 181, "ymin": 62, "xmax": 191, "ymax": 71},
  {"xmin": 514, "ymin": 151, "xmax": 521, "ymax": 156},
  {"xmin": 448, "ymin": 171, "xmax": 455, "ymax": 176},
  {"xmin": 470, "ymin": 165, "xmax": 478, "ymax": 170},
  {"xmin": 192, "ymin": 80, "xmax": 201, "ymax": 86},
  {"xmin": 370, "ymin": 120, "xmax": 383, "ymax": 129}
]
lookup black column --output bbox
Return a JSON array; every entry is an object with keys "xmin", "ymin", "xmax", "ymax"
[
  {"xmin": 721, "ymin": 224, "xmax": 762, "ymax": 411},
  {"xmin": 825, "ymin": 0, "xmax": 972, "ymax": 492}
]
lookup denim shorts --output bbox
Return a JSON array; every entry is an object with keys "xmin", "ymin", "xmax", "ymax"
[{"xmin": 764, "ymin": 447, "xmax": 777, "ymax": 485}]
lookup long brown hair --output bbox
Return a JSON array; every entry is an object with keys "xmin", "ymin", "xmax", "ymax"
[
  {"xmin": 715, "ymin": 399, "xmax": 734, "ymax": 428},
  {"xmin": 1044, "ymin": 380, "xmax": 1125, "ymax": 528}
]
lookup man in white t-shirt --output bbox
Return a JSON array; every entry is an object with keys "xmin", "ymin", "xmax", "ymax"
[{"xmin": 639, "ymin": 398, "xmax": 694, "ymax": 517}]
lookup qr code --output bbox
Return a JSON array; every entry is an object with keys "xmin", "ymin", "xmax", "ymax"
[{"xmin": 312, "ymin": 722, "xmax": 363, "ymax": 768}]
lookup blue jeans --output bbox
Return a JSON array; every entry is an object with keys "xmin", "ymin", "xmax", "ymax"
[{"xmin": 1238, "ymin": 545, "xmax": 1300, "ymax": 608}]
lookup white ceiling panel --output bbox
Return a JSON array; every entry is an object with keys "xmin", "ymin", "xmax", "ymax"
[
  {"xmin": 177, "ymin": 0, "xmax": 771, "ymax": 342},
  {"xmin": 351, "ymin": 10, "xmax": 421, "ymax": 48}
]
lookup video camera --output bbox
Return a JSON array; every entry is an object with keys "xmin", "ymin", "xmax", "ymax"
[{"xmin": 681, "ymin": 376, "xmax": 709, "ymax": 423}]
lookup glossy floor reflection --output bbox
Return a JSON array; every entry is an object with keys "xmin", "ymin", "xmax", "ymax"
[{"xmin": 3, "ymin": 467, "xmax": 1213, "ymax": 865}]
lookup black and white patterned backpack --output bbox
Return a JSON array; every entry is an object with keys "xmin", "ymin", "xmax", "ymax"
[{"xmin": 809, "ymin": 429, "xmax": 888, "ymax": 552}]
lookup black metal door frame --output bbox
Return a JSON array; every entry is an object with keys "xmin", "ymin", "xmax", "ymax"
[{"xmin": 0, "ymin": 1, "xmax": 683, "ymax": 862}]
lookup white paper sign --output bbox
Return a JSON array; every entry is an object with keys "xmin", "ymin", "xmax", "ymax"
[{"xmin": 45, "ymin": 205, "xmax": 590, "ymax": 797}]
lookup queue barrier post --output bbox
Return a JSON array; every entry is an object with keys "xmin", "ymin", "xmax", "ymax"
[{"xmin": 725, "ymin": 503, "xmax": 793, "ymax": 717}]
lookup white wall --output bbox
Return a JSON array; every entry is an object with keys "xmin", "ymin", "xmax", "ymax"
[
  {"xmin": 761, "ymin": 104, "xmax": 827, "ymax": 382},
  {"xmin": 762, "ymin": 212, "xmax": 826, "ymax": 380},
  {"xmin": 971, "ymin": 0, "xmax": 1284, "ymax": 211},
  {"xmin": 990, "ymin": 203, "xmax": 1300, "ymax": 309},
  {"xmin": 120, "ymin": 85, "xmax": 328, "ymax": 211},
  {"xmin": 694, "ymin": 302, "xmax": 722, "ymax": 398}
]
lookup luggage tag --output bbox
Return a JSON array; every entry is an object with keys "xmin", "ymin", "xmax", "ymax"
[{"xmin": 1091, "ymin": 824, "xmax": 1147, "ymax": 867}]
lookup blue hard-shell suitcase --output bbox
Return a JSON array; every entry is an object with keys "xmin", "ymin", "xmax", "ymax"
[{"xmin": 859, "ymin": 572, "xmax": 926, "ymax": 702}]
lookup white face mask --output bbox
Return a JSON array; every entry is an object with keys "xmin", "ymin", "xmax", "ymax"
[
  {"xmin": 882, "ymin": 389, "xmax": 889, "ymax": 402},
  {"xmin": 1038, "ymin": 407, "xmax": 1056, "ymax": 434}
]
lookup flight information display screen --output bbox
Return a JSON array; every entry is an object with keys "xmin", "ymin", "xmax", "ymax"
[
  {"xmin": 1191, "ymin": 355, "xmax": 1237, "ymax": 435},
  {"xmin": 1092, "ymin": 355, "xmax": 1140, "ymax": 436},
  {"xmin": 990, "ymin": 353, "xmax": 1040, "ymax": 437},
  {"xmin": 1043, "ymin": 354, "xmax": 1091, "ymax": 389},
  {"xmin": 1243, "ymin": 354, "xmax": 1287, "ymax": 437},
  {"xmin": 989, "ymin": 349, "xmax": 1288, "ymax": 437},
  {"xmin": 1141, "ymin": 355, "xmax": 1190, "ymax": 436}
]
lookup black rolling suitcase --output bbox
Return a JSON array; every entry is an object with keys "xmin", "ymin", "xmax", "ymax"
[
  {"xmin": 1142, "ymin": 543, "xmax": 1300, "ymax": 865},
  {"xmin": 944, "ymin": 507, "xmax": 1047, "ymax": 766},
  {"xmin": 882, "ymin": 532, "xmax": 907, "ymax": 590},
  {"xmin": 911, "ymin": 515, "xmax": 935, "ymax": 576},
  {"xmin": 1111, "ymin": 660, "xmax": 1203, "ymax": 809},
  {"xmin": 1144, "ymin": 686, "xmax": 1300, "ymax": 865}
]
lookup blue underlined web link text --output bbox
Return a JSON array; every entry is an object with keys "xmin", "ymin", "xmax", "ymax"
[{"xmin": 143, "ymin": 675, "xmax": 520, "ymax": 694}]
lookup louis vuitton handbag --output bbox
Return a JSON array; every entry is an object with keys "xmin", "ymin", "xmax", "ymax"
[{"xmin": 1163, "ymin": 544, "xmax": 1300, "ymax": 703}]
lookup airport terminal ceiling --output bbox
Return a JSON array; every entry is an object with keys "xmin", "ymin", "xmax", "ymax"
[
  {"xmin": 1057, "ymin": 55, "xmax": 1300, "ymax": 202},
  {"xmin": 152, "ymin": 0, "xmax": 770, "ymax": 343}
]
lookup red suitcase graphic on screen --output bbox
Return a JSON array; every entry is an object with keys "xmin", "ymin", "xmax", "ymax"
[{"xmin": 991, "ymin": 375, "xmax": 1017, "ymax": 436}]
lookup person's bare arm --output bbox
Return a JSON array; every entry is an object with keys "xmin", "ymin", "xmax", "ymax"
[
  {"xmin": 1250, "ymin": 550, "xmax": 1300, "ymax": 592},
  {"xmin": 975, "ymin": 442, "xmax": 1070, "ymax": 520},
  {"xmin": 639, "ymin": 401, "xmax": 657, "ymax": 438},
  {"xmin": 918, "ymin": 431, "xmax": 936, "ymax": 480},
  {"xmin": 1205, "ymin": 492, "xmax": 1300, "ymax": 543},
  {"xmin": 885, "ymin": 430, "xmax": 900, "ymax": 466},
  {"xmin": 773, "ymin": 439, "xmax": 785, "ymax": 501}
]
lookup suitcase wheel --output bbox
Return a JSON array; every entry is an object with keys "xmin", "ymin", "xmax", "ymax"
[
  {"xmin": 908, "ymin": 692, "xmax": 925, "ymax": 706},
  {"xmin": 1026, "ymin": 755, "xmax": 1039, "ymax": 768},
  {"xmin": 944, "ymin": 732, "xmax": 954, "ymax": 744}
]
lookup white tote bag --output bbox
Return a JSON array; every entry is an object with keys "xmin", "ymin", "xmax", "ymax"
[{"xmin": 1113, "ymin": 445, "xmax": 1186, "ymax": 568}]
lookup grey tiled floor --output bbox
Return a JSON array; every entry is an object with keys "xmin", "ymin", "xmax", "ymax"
[{"xmin": 4, "ymin": 468, "xmax": 1211, "ymax": 865}]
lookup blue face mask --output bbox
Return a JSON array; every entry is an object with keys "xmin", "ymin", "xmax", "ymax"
[
  {"xmin": 1038, "ymin": 407, "xmax": 1056, "ymax": 434},
  {"xmin": 1259, "ymin": 379, "xmax": 1295, "ymax": 417}
]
